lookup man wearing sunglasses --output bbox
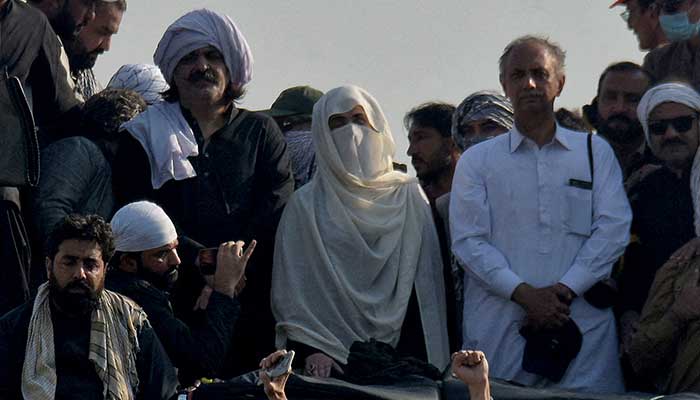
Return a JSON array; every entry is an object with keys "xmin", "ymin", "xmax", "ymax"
[
  {"xmin": 610, "ymin": 0, "xmax": 667, "ymax": 51},
  {"xmin": 624, "ymin": 82, "xmax": 700, "ymax": 394},
  {"xmin": 616, "ymin": 82, "xmax": 699, "ymax": 391},
  {"xmin": 643, "ymin": 0, "xmax": 700, "ymax": 90}
]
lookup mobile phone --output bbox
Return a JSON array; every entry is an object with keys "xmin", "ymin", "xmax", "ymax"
[
  {"xmin": 198, "ymin": 248, "xmax": 218, "ymax": 276},
  {"xmin": 266, "ymin": 350, "xmax": 295, "ymax": 379}
]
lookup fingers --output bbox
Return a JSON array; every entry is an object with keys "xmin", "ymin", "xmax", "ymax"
[{"xmin": 242, "ymin": 240, "xmax": 257, "ymax": 262}]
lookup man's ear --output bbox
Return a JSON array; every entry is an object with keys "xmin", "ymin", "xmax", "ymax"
[
  {"xmin": 119, "ymin": 253, "xmax": 138, "ymax": 273},
  {"xmin": 556, "ymin": 74, "xmax": 566, "ymax": 97},
  {"xmin": 45, "ymin": 257, "xmax": 52, "ymax": 280}
]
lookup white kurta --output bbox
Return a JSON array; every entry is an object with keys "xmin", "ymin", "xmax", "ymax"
[{"xmin": 450, "ymin": 125, "xmax": 631, "ymax": 393}]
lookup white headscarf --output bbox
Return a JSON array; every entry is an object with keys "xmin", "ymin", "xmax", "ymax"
[
  {"xmin": 107, "ymin": 64, "xmax": 169, "ymax": 105},
  {"xmin": 272, "ymin": 85, "xmax": 449, "ymax": 368},
  {"xmin": 637, "ymin": 82, "xmax": 700, "ymax": 236},
  {"xmin": 111, "ymin": 201, "xmax": 178, "ymax": 252},
  {"xmin": 154, "ymin": 8, "xmax": 253, "ymax": 89}
]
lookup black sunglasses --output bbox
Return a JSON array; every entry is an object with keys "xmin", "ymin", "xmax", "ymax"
[{"xmin": 648, "ymin": 114, "xmax": 699, "ymax": 136}]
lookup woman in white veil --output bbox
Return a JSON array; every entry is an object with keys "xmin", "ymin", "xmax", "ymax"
[{"xmin": 272, "ymin": 85, "xmax": 449, "ymax": 377}]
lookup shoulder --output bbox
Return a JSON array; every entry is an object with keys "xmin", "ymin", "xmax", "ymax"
[
  {"xmin": 643, "ymin": 42, "xmax": 679, "ymax": 68},
  {"xmin": 457, "ymin": 133, "xmax": 509, "ymax": 170},
  {"xmin": 44, "ymin": 136, "xmax": 101, "ymax": 157},
  {"xmin": 105, "ymin": 272, "xmax": 168, "ymax": 308},
  {"xmin": 0, "ymin": 300, "xmax": 32, "ymax": 333},
  {"xmin": 231, "ymin": 109, "xmax": 283, "ymax": 139}
]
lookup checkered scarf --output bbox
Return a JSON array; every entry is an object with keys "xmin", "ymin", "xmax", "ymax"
[{"xmin": 21, "ymin": 283, "xmax": 147, "ymax": 399}]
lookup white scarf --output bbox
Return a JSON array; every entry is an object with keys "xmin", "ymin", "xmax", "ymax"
[
  {"xmin": 111, "ymin": 201, "xmax": 178, "ymax": 252},
  {"xmin": 122, "ymin": 101, "xmax": 198, "ymax": 189},
  {"xmin": 637, "ymin": 82, "xmax": 700, "ymax": 236},
  {"xmin": 21, "ymin": 283, "xmax": 146, "ymax": 400},
  {"xmin": 272, "ymin": 85, "xmax": 449, "ymax": 368}
]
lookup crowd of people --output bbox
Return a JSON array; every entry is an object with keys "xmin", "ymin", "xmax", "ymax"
[{"xmin": 1, "ymin": 0, "xmax": 700, "ymax": 398}]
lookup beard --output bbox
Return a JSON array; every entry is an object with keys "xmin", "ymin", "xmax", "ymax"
[
  {"xmin": 49, "ymin": 271, "xmax": 102, "ymax": 316},
  {"xmin": 131, "ymin": 255, "xmax": 179, "ymax": 292},
  {"xmin": 598, "ymin": 115, "xmax": 644, "ymax": 146}
]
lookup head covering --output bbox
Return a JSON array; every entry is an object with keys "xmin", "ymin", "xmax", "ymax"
[
  {"xmin": 107, "ymin": 64, "xmax": 170, "ymax": 105},
  {"xmin": 111, "ymin": 201, "xmax": 177, "ymax": 252},
  {"xmin": 451, "ymin": 91, "xmax": 514, "ymax": 151},
  {"xmin": 609, "ymin": 0, "xmax": 627, "ymax": 8},
  {"xmin": 637, "ymin": 82, "xmax": 700, "ymax": 236},
  {"xmin": 265, "ymin": 86, "xmax": 324, "ymax": 118},
  {"xmin": 154, "ymin": 9, "xmax": 253, "ymax": 89},
  {"xmin": 22, "ymin": 283, "xmax": 147, "ymax": 400},
  {"xmin": 272, "ymin": 85, "xmax": 450, "ymax": 369}
]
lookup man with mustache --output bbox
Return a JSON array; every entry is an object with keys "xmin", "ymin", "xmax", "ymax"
[
  {"xmin": 0, "ymin": 214, "xmax": 178, "ymax": 399},
  {"xmin": 616, "ymin": 81, "xmax": 699, "ymax": 380},
  {"xmin": 112, "ymin": 9, "xmax": 294, "ymax": 376},
  {"xmin": 584, "ymin": 62, "xmax": 655, "ymax": 186},
  {"xmin": 65, "ymin": 0, "xmax": 126, "ymax": 99},
  {"xmin": 106, "ymin": 201, "xmax": 255, "ymax": 384},
  {"xmin": 450, "ymin": 36, "xmax": 631, "ymax": 392}
]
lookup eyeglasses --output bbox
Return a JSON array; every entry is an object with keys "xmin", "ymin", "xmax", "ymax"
[
  {"xmin": 620, "ymin": 9, "xmax": 631, "ymax": 22},
  {"xmin": 648, "ymin": 114, "xmax": 699, "ymax": 136}
]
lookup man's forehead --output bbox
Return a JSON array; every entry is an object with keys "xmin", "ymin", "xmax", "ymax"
[
  {"xmin": 601, "ymin": 70, "xmax": 650, "ymax": 91},
  {"xmin": 187, "ymin": 45, "xmax": 222, "ymax": 56},
  {"xmin": 57, "ymin": 239, "xmax": 103, "ymax": 258}
]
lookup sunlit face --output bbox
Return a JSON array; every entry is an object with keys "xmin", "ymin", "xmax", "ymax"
[
  {"xmin": 500, "ymin": 42, "xmax": 565, "ymax": 116},
  {"xmin": 407, "ymin": 124, "xmax": 454, "ymax": 180},
  {"xmin": 68, "ymin": 4, "xmax": 123, "ymax": 70},
  {"xmin": 625, "ymin": 0, "xmax": 663, "ymax": 50},
  {"xmin": 140, "ymin": 239, "xmax": 180, "ymax": 276},
  {"xmin": 647, "ymin": 102, "xmax": 700, "ymax": 168},
  {"xmin": 328, "ymin": 105, "xmax": 371, "ymax": 130},
  {"xmin": 46, "ymin": 239, "xmax": 105, "ymax": 315},
  {"xmin": 172, "ymin": 46, "xmax": 231, "ymax": 106},
  {"xmin": 53, "ymin": 0, "xmax": 96, "ymax": 40}
]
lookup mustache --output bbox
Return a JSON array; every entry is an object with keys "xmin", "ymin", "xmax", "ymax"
[
  {"xmin": 661, "ymin": 138, "xmax": 687, "ymax": 147},
  {"xmin": 187, "ymin": 70, "xmax": 218, "ymax": 84},
  {"xmin": 65, "ymin": 279, "xmax": 91, "ymax": 293}
]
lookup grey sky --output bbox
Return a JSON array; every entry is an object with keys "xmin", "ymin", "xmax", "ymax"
[{"xmin": 95, "ymin": 0, "xmax": 644, "ymax": 167}]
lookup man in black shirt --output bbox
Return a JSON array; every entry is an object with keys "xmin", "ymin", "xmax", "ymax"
[
  {"xmin": 0, "ymin": 214, "xmax": 177, "ymax": 400},
  {"xmin": 112, "ymin": 9, "xmax": 293, "ymax": 375},
  {"xmin": 106, "ymin": 201, "xmax": 255, "ymax": 383}
]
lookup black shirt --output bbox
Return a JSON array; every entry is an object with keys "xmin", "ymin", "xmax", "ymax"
[
  {"xmin": 106, "ymin": 268, "xmax": 240, "ymax": 383},
  {"xmin": 0, "ymin": 294, "xmax": 178, "ymax": 400},
  {"xmin": 617, "ymin": 167, "xmax": 695, "ymax": 314}
]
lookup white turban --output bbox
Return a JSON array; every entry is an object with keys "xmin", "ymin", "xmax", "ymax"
[
  {"xmin": 154, "ymin": 8, "xmax": 253, "ymax": 89},
  {"xmin": 111, "ymin": 201, "xmax": 178, "ymax": 252},
  {"xmin": 637, "ymin": 82, "xmax": 700, "ymax": 236},
  {"xmin": 107, "ymin": 64, "xmax": 170, "ymax": 105}
]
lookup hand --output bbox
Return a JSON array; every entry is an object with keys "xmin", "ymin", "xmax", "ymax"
[
  {"xmin": 512, "ymin": 283, "xmax": 570, "ymax": 330},
  {"xmin": 552, "ymin": 283, "xmax": 576, "ymax": 305},
  {"xmin": 669, "ymin": 237, "xmax": 700, "ymax": 264},
  {"xmin": 618, "ymin": 310, "xmax": 640, "ymax": 355},
  {"xmin": 213, "ymin": 240, "xmax": 256, "ymax": 298},
  {"xmin": 670, "ymin": 268, "xmax": 700, "ymax": 323},
  {"xmin": 304, "ymin": 352, "xmax": 344, "ymax": 378},
  {"xmin": 259, "ymin": 350, "xmax": 290, "ymax": 400},
  {"xmin": 451, "ymin": 350, "xmax": 490, "ymax": 400},
  {"xmin": 193, "ymin": 285, "xmax": 214, "ymax": 311}
]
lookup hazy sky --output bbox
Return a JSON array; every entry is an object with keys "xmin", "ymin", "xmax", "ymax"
[{"xmin": 95, "ymin": 0, "xmax": 644, "ymax": 167}]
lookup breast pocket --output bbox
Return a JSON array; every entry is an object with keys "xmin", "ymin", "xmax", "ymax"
[{"xmin": 563, "ymin": 186, "xmax": 593, "ymax": 237}]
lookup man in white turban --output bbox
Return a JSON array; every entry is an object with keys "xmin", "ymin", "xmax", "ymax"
[
  {"xmin": 624, "ymin": 81, "xmax": 700, "ymax": 394},
  {"xmin": 111, "ymin": 8, "xmax": 294, "ymax": 374},
  {"xmin": 105, "ymin": 201, "xmax": 256, "ymax": 384}
]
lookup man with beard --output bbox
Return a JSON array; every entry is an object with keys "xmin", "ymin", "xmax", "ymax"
[
  {"xmin": 112, "ymin": 9, "xmax": 294, "ymax": 375},
  {"xmin": 405, "ymin": 102, "xmax": 458, "ymax": 203},
  {"xmin": 0, "ymin": 214, "xmax": 178, "ymax": 399},
  {"xmin": 584, "ymin": 62, "xmax": 655, "ymax": 186},
  {"xmin": 65, "ymin": 0, "xmax": 126, "ymax": 99},
  {"xmin": 404, "ymin": 102, "xmax": 459, "ymax": 351},
  {"xmin": 616, "ymin": 82, "xmax": 699, "ymax": 378},
  {"xmin": 106, "ymin": 201, "xmax": 255, "ymax": 384},
  {"xmin": 450, "ymin": 36, "xmax": 630, "ymax": 392},
  {"xmin": 28, "ymin": 0, "xmax": 96, "ymax": 45}
]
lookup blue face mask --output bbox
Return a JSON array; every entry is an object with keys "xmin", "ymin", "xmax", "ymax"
[{"xmin": 659, "ymin": 11, "xmax": 700, "ymax": 42}]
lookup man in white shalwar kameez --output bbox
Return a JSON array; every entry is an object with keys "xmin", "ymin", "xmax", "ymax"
[{"xmin": 450, "ymin": 36, "xmax": 631, "ymax": 393}]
